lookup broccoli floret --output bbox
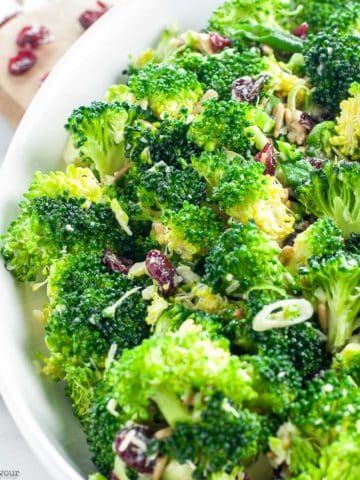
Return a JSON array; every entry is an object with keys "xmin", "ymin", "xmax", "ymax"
[
  {"xmin": 86, "ymin": 329, "xmax": 300, "ymax": 477},
  {"xmin": 297, "ymin": 161, "xmax": 360, "ymax": 239},
  {"xmin": 158, "ymin": 393, "xmax": 262, "ymax": 480},
  {"xmin": 253, "ymin": 322, "xmax": 330, "ymax": 380},
  {"xmin": 213, "ymin": 166, "xmax": 294, "ymax": 243},
  {"xmin": 127, "ymin": 63, "xmax": 203, "ymax": 118},
  {"xmin": 293, "ymin": 0, "xmax": 339, "ymax": 34},
  {"xmin": 44, "ymin": 252, "xmax": 150, "ymax": 415},
  {"xmin": 331, "ymin": 83, "xmax": 360, "ymax": 160},
  {"xmin": 191, "ymin": 150, "xmax": 294, "ymax": 242},
  {"xmin": 284, "ymin": 219, "xmax": 344, "ymax": 274},
  {"xmin": 177, "ymin": 48, "xmax": 265, "ymax": 100},
  {"xmin": 0, "ymin": 167, "xmax": 134, "ymax": 281},
  {"xmin": 269, "ymin": 368, "xmax": 360, "ymax": 478},
  {"xmin": 65, "ymin": 101, "xmax": 143, "ymax": 180},
  {"xmin": 204, "ymin": 222, "xmax": 288, "ymax": 297},
  {"xmin": 26, "ymin": 164, "xmax": 104, "ymax": 202},
  {"xmin": 303, "ymin": 30, "xmax": 360, "ymax": 112},
  {"xmin": 327, "ymin": 2, "xmax": 360, "ymax": 35},
  {"xmin": 153, "ymin": 202, "xmax": 224, "ymax": 261},
  {"xmin": 103, "ymin": 331, "xmax": 256, "ymax": 425},
  {"xmin": 229, "ymin": 289, "xmax": 330, "ymax": 381},
  {"xmin": 124, "ymin": 116, "xmax": 200, "ymax": 167},
  {"xmin": 243, "ymin": 351, "xmax": 302, "ymax": 416},
  {"xmin": 299, "ymin": 251, "xmax": 360, "ymax": 352},
  {"xmin": 187, "ymin": 99, "xmax": 252, "ymax": 155},
  {"xmin": 154, "ymin": 303, "xmax": 234, "ymax": 342},
  {"xmin": 123, "ymin": 162, "xmax": 206, "ymax": 221}
]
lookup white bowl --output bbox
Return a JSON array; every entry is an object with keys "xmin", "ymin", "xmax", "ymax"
[{"xmin": 0, "ymin": 1, "xmax": 226, "ymax": 479}]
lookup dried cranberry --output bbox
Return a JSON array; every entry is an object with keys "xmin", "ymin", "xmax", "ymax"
[
  {"xmin": 209, "ymin": 32, "xmax": 231, "ymax": 51},
  {"xmin": 292, "ymin": 22, "xmax": 309, "ymax": 39},
  {"xmin": 255, "ymin": 142, "xmax": 277, "ymax": 176},
  {"xmin": 109, "ymin": 473, "xmax": 119, "ymax": 480},
  {"xmin": 244, "ymin": 475, "xmax": 251, "ymax": 480},
  {"xmin": 232, "ymin": 74, "xmax": 269, "ymax": 104},
  {"xmin": 16, "ymin": 25, "xmax": 53, "ymax": 48},
  {"xmin": 8, "ymin": 49, "xmax": 37, "ymax": 76},
  {"xmin": 78, "ymin": 2, "xmax": 108, "ymax": 29},
  {"xmin": 103, "ymin": 249, "xmax": 133, "ymax": 274},
  {"xmin": 299, "ymin": 112, "xmax": 315, "ymax": 133},
  {"xmin": 145, "ymin": 249, "xmax": 177, "ymax": 297},
  {"xmin": 308, "ymin": 157, "xmax": 324, "ymax": 170},
  {"xmin": 115, "ymin": 423, "xmax": 157, "ymax": 474}
]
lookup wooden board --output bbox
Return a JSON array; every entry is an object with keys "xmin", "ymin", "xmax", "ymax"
[{"xmin": 0, "ymin": 0, "xmax": 96, "ymax": 126}]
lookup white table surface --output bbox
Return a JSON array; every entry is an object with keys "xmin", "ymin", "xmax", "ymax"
[{"xmin": 0, "ymin": 116, "xmax": 49, "ymax": 479}]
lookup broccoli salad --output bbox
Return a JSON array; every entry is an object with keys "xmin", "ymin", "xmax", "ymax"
[{"xmin": 1, "ymin": 0, "xmax": 360, "ymax": 479}]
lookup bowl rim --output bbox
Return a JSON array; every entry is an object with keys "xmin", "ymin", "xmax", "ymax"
[{"xmin": 0, "ymin": 3, "xmax": 132, "ymax": 479}]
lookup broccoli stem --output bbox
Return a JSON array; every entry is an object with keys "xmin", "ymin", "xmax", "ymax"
[
  {"xmin": 152, "ymin": 386, "xmax": 192, "ymax": 426},
  {"xmin": 327, "ymin": 296, "xmax": 360, "ymax": 352},
  {"xmin": 245, "ymin": 125, "xmax": 269, "ymax": 150}
]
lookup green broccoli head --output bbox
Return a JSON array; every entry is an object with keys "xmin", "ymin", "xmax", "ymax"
[
  {"xmin": 103, "ymin": 331, "xmax": 256, "ymax": 425},
  {"xmin": 252, "ymin": 321, "xmax": 330, "ymax": 380},
  {"xmin": 269, "ymin": 368, "xmax": 360, "ymax": 478},
  {"xmin": 297, "ymin": 161, "xmax": 360, "ymax": 239},
  {"xmin": 303, "ymin": 30, "xmax": 360, "ymax": 112},
  {"xmin": 124, "ymin": 116, "xmax": 200, "ymax": 167},
  {"xmin": 204, "ymin": 222, "xmax": 288, "ymax": 297},
  {"xmin": 243, "ymin": 351, "xmax": 302, "ymax": 416},
  {"xmin": 293, "ymin": 0, "xmax": 339, "ymax": 34},
  {"xmin": 153, "ymin": 202, "xmax": 224, "ymax": 261},
  {"xmin": 299, "ymin": 251, "xmax": 360, "ymax": 352},
  {"xmin": 65, "ymin": 101, "xmax": 142, "ymax": 180},
  {"xmin": 285, "ymin": 219, "xmax": 344, "ymax": 274},
  {"xmin": 124, "ymin": 162, "xmax": 206, "ymax": 221},
  {"xmin": 327, "ymin": 2, "xmax": 360, "ymax": 35},
  {"xmin": 157, "ymin": 393, "xmax": 262, "ymax": 479},
  {"xmin": 198, "ymin": 151, "xmax": 294, "ymax": 242},
  {"xmin": 127, "ymin": 63, "xmax": 203, "ymax": 118},
  {"xmin": 26, "ymin": 164, "xmax": 104, "ymax": 202},
  {"xmin": 0, "ymin": 168, "xmax": 134, "ymax": 281},
  {"xmin": 176, "ymin": 48, "xmax": 266, "ymax": 100},
  {"xmin": 187, "ymin": 99, "xmax": 252, "ymax": 155},
  {"xmin": 44, "ymin": 252, "xmax": 150, "ymax": 414}
]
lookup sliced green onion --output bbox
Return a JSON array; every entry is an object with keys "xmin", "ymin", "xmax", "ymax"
[{"xmin": 253, "ymin": 298, "xmax": 313, "ymax": 332}]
